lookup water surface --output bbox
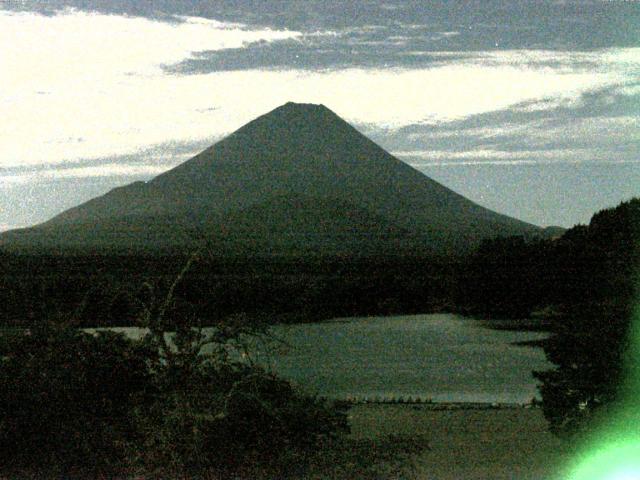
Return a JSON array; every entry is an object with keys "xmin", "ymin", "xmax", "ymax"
[
  {"xmin": 93, "ymin": 314, "xmax": 551, "ymax": 403},
  {"xmin": 254, "ymin": 314, "xmax": 551, "ymax": 403}
]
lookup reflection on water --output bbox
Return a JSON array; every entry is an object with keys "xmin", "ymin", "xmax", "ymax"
[
  {"xmin": 255, "ymin": 314, "xmax": 551, "ymax": 403},
  {"xmin": 90, "ymin": 314, "xmax": 550, "ymax": 403}
]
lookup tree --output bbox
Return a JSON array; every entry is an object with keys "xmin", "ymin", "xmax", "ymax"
[
  {"xmin": 0, "ymin": 322, "xmax": 152, "ymax": 475},
  {"xmin": 0, "ymin": 252, "xmax": 350, "ymax": 478},
  {"xmin": 127, "ymin": 253, "xmax": 351, "ymax": 476},
  {"xmin": 533, "ymin": 199, "xmax": 640, "ymax": 437}
]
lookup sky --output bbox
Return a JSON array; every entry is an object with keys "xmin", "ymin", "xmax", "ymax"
[{"xmin": 1, "ymin": 0, "xmax": 639, "ymax": 231}]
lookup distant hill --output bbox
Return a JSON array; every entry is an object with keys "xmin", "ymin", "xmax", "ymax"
[
  {"xmin": 541, "ymin": 226, "xmax": 566, "ymax": 239},
  {"xmin": 0, "ymin": 102, "xmax": 543, "ymax": 256}
]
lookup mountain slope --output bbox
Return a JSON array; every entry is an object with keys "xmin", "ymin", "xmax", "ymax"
[{"xmin": 0, "ymin": 102, "xmax": 541, "ymax": 255}]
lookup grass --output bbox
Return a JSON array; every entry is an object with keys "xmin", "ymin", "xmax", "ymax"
[{"xmin": 0, "ymin": 404, "xmax": 571, "ymax": 480}]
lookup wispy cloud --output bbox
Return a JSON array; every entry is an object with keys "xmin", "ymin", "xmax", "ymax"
[
  {"xmin": 393, "ymin": 147, "xmax": 640, "ymax": 166},
  {"xmin": 1, "ymin": 163, "xmax": 176, "ymax": 185},
  {"xmin": 0, "ymin": 137, "xmax": 213, "ymax": 184},
  {"xmin": 1, "ymin": 3, "xmax": 639, "ymax": 230},
  {"xmin": 395, "ymin": 148, "xmax": 585, "ymax": 161},
  {"xmin": 2, "ymin": 7, "xmax": 638, "ymax": 170},
  {"xmin": 407, "ymin": 158, "xmax": 640, "ymax": 167},
  {"xmin": 0, "ymin": 9, "xmax": 300, "ymax": 167}
]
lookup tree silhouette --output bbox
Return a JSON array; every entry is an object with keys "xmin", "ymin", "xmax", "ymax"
[{"xmin": 534, "ymin": 198, "xmax": 640, "ymax": 436}]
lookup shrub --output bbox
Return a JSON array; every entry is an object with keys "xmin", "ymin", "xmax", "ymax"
[
  {"xmin": 129, "ymin": 255, "xmax": 350, "ymax": 476},
  {"xmin": 0, "ymin": 323, "xmax": 152, "ymax": 474},
  {"xmin": 0, "ymin": 253, "xmax": 352, "ymax": 478},
  {"xmin": 132, "ymin": 317, "xmax": 350, "ymax": 476},
  {"xmin": 533, "ymin": 199, "xmax": 640, "ymax": 437}
]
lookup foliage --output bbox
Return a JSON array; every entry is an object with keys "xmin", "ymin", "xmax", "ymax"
[
  {"xmin": 453, "ymin": 198, "xmax": 640, "ymax": 437},
  {"xmin": 0, "ymin": 322, "xmax": 152, "ymax": 474},
  {"xmin": 457, "ymin": 235, "xmax": 554, "ymax": 318},
  {"xmin": 130, "ymin": 255, "xmax": 350, "ymax": 476},
  {"xmin": 0, "ymin": 253, "xmax": 454, "ymax": 328},
  {"xmin": 533, "ymin": 198, "xmax": 640, "ymax": 437},
  {"xmin": 0, "ymin": 253, "xmax": 351, "ymax": 478}
]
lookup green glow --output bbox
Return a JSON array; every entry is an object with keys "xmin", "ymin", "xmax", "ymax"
[
  {"xmin": 621, "ymin": 304, "xmax": 640, "ymax": 405},
  {"xmin": 567, "ymin": 441, "xmax": 640, "ymax": 480},
  {"xmin": 563, "ymin": 300, "xmax": 640, "ymax": 480}
]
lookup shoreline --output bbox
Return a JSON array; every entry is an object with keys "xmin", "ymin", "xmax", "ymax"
[
  {"xmin": 348, "ymin": 403, "xmax": 571, "ymax": 480},
  {"xmin": 322, "ymin": 398, "xmax": 541, "ymax": 409}
]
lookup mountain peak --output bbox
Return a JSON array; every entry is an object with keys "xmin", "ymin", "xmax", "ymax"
[
  {"xmin": 280, "ymin": 101, "xmax": 330, "ymax": 112},
  {"xmin": 263, "ymin": 101, "xmax": 337, "ymax": 124},
  {"xmin": 1, "ymin": 103, "xmax": 542, "ymax": 254},
  {"xmin": 225, "ymin": 101, "xmax": 354, "ymax": 149}
]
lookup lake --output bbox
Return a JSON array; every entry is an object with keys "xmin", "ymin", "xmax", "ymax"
[
  {"xmin": 95, "ymin": 314, "xmax": 551, "ymax": 404},
  {"xmin": 256, "ymin": 314, "xmax": 551, "ymax": 404}
]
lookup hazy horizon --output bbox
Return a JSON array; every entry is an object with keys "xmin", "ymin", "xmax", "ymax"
[{"xmin": 2, "ymin": 0, "xmax": 639, "ymax": 231}]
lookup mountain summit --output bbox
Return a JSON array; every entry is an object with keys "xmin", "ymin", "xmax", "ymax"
[{"xmin": 1, "ymin": 102, "xmax": 541, "ymax": 255}]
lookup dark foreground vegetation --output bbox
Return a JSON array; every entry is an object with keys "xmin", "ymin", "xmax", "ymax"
[
  {"xmin": 461, "ymin": 198, "xmax": 639, "ymax": 437},
  {"xmin": 0, "ymin": 198, "xmax": 637, "ymax": 475},
  {"xmin": 0, "ymin": 252, "xmax": 459, "ymax": 328},
  {"xmin": 1, "ymin": 202, "xmax": 636, "ymax": 329},
  {"xmin": 462, "ymin": 198, "xmax": 639, "ymax": 437},
  {"xmin": 533, "ymin": 199, "xmax": 639, "ymax": 437},
  {"xmin": 0, "ymin": 277, "xmax": 430, "ymax": 478},
  {"xmin": 0, "ymin": 331, "xmax": 428, "ymax": 479}
]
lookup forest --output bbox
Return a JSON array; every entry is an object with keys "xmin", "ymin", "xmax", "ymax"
[{"xmin": 0, "ymin": 197, "xmax": 638, "ymax": 476}]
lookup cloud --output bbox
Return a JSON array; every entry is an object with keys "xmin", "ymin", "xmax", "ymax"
[
  {"xmin": 2, "ymin": 2, "xmax": 639, "ymax": 232},
  {"xmin": 4, "ymin": 40, "xmax": 635, "ymax": 169},
  {"xmin": 5, "ymin": 10, "xmax": 640, "ymax": 172},
  {"xmin": 2, "ymin": 7, "xmax": 639, "ymax": 173},
  {"xmin": 0, "ymin": 9, "xmax": 300, "ymax": 167},
  {"xmin": 0, "ymin": 133, "xmax": 219, "ymax": 190},
  {"xmin": 0, "ymin": 136, "xmax": 214, "ymax": 185},
  {"xmin": 395, "ymin": 148, "xmax": 584, "ymax": 161},
  {"xmin": 1, "ymin": 163, "xmax": 178, "ymax": 186},
  {"xmin": 406, "ymin": 158, "xmax": 640, "ymax": 167},
  {"xmin": 163, "ymin": 25, "xmax": 468, "ymax": 73},
  {"xmin": 392, "ymin": 148, "xmax": 640, "ymax": 166}
]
